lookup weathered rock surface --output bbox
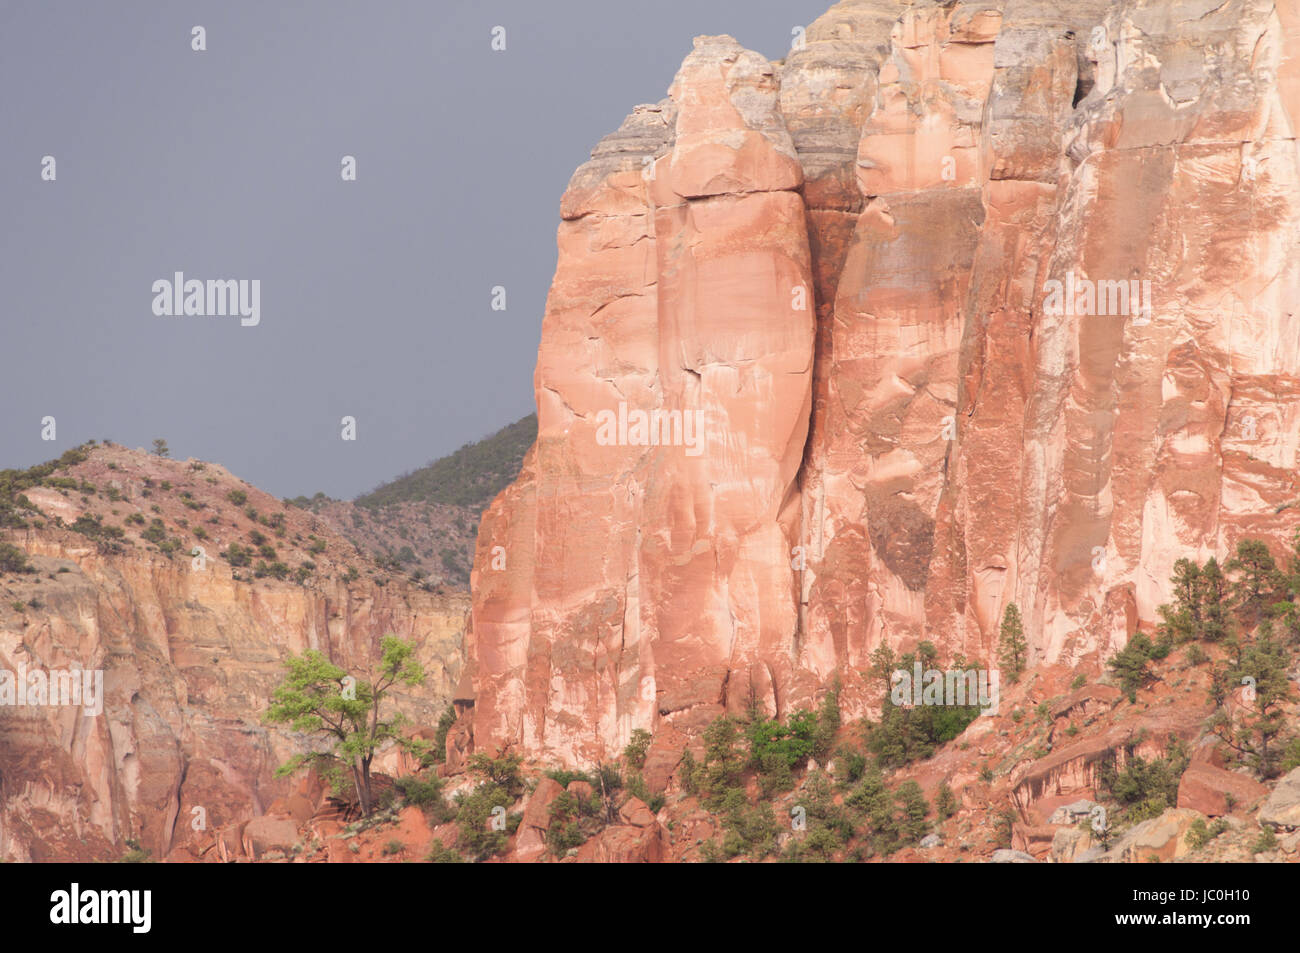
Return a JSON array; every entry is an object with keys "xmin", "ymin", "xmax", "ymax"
[
  {"xmin": 464, "ymin": 0, "xmax": 1300, "ymax": 768},
  {"xmin": 1177, "ymin": 762, "xmax": 1270, "ymax": 817},
  {"xmin": 1259, "ymin": 767, "xmax": 1300, "ymax": 830},
  {"xmin": 990, "ymin": 848, "xmax": 1038, "ymax": 863},
  {"xmin": 1103, "ymin": 808, "xmax": 1205, "ymax": 862}
]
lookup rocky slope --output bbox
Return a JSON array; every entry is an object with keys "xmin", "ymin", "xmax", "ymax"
[
  {"xmin": 219, "ymin": 640, "xmax": 1300, "ymax": 865},
  {"xmin": 0, "ymin": 443, "xmax": 467, "ymax": 861},
  {"xmin": 463, "ymin": 0, "xmax": 1300, "ymax": 771},
  {"xmin": 292, "ymin": 415, "xmax": 537, "ymax": 589}
]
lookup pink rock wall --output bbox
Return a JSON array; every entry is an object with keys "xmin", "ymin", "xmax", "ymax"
[{"xmin": 467, "ymin": 0, "xmax": 1300, "ymax": 766}]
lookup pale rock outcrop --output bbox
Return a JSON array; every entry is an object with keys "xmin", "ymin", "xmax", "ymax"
[{"xmin": 1259, "ymin": 766, "xmax": 1300, "ymax": 830}]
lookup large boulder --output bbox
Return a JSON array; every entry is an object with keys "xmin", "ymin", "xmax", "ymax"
[
  {"xmin": 1177, "ymin": 762, "xmax": 1269, "ymax": 817},
  {"xmin": 1259, "ymin": 767, "xmax": 1300, "ymax": 831},
  {"xmin": 990, "ymin": 849, "xmax": 1038, "ymax": 863},
  {"xmin": 618, "ymin": 796, "xmax": 657, "ymax": 828},
  {"xmin": 1051, "ymin": 828, "xmax": 1092, "ymax": 864},
  {"xmin": 242, "ymin": 815, "xmax": 301, "ymax": 860},
  {"xmin": 513, "ymin": 777, "xmax": 565, "ymax": 862},
  {"xmin": 1105, "ymin": 809, "xmax": 1204, "ymax": 863},
  {"xmin": 575, "ymin": 824, "xmax": 664, "ymax": 863}
]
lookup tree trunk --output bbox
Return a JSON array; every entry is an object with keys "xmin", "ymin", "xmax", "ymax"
[
  {"xmin": 361, "ymin": 754, "xmax": 373, "ymax": 816},
  {"xmin": 350, "ymin": 762, "xmax": 368, "ymax": 817}
]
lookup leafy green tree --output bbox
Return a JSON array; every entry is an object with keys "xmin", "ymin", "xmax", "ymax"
[
  {"xmin": 151, "ymin": 438, "xmax": 169, "ymax": 457},
  {"xmin": 454, "ymin": 782, "xmax": 516, "ymax": 860},
  {"xmin": 1099, "ymin": 735, "xmax": 1189, "ymax": 821},
  {"xmin": 998, "ymin": 604, "xmax": 1028, "ymax": 682},
  {"xmin": 863, "ymin": 652, "xmax": 983, "ymax": 769},
  {"xmin": 895, "ymin": 780, "xmax": 931, "ymax": 842},
  {"xmin": 869, "ymin": 643, "xmax": 898, "ymax": 692},
  {"xmin": 1107, "ymin": 632, "xmax": 1155, "ymax": 702},
  {"xmin": 847, "ymin": 763, "xmax": 903, "ymax": 855},
  {"xmin": 1209, "ymin": 620, "xmax": 1294, "ymax": 779},
  {"xmin": 427, "ymin": 705, "xmax": 457, "ymax": 765},
  {"xmin": 935, "ymin": 782, "xmax": 958, "ymax": 820},
  {"xmin": 1157, "ymin": 558, "xmax": 1202, "ymax": 643},
  {"xmin": 0, "ymin": 542, "xmax": 31, "ymax": 574},
  {"xmin": 1285, "ymin": 526, "xmax": 1300, "ymax": 597},
  {"xmin": 623, "ymin": 728, "xmax": 652, "ymax": 770},
  {"xmin": 747, "ymin": 709, "xmax": 817, "ymax": 795},
  {"xmin": 1197, "ymin": 558, "xmax": 1231, "ymax": 642},
  {"xmin": 697, "ymin": 717, "xmax": 745, "ymax": 808},
  {"xmin": 866, "ymin": 697, "xmax": 937, "ymax": 768},
  {"xmin": 811, "ymin": 685, "xmax": 841, "ymax": 764},
  {"xmin": 465, "ymin": 752, "xmax": 525, "ymax": 797},
  {"xmin": 1226, "ymin": 539, "xmax": 1284, "ymax": 624},
  {"xmin": 545, "ymin": 791, "xmax": 587, "ymax": 855},
  {"xmin": 1271, "ymin": 599, "xmax": 1300, "ymax": 648},
  {"xmin": 265, "ymin": 635, "xmax": 425, "ymax": 816},
  {"xmin": 718, "ymin": 787, "xmax": 779, "ymax": 859}
]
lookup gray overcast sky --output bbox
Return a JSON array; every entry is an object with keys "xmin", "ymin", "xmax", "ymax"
[{"xmin": 0, "ymin": 0, "xmax": 833, "ymax": 500}]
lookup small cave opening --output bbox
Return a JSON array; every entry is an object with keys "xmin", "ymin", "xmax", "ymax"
[{"xmin": 1073, "ymin": 69, "xmax": 1095, "ymax": 108}]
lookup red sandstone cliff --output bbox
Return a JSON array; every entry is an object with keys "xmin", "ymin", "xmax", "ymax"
[
  {"xmin": 0, "ymin": 444, "xmax": 467, "ymax": 861},
  {"xmin": 464, "ymin": 0, "xmax": 1300, "ymax": 767}
]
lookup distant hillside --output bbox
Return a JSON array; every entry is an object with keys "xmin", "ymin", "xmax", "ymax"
[
  {"xmin": 288, "ymin": 414, "xmax": 536, "ymax": 588},
  {"xmin": 357, "ymin": 414, "xmax": 536, "ymax": 511}
]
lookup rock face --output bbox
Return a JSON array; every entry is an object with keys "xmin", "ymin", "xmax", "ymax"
[
  {"xmin": 466, "ymin": 0, "xmax": 1300, "ymax": 766},
  {"xmin": 1177, "ymin": 762, "xmax": 1270, "ymax": 817},
  {"xmin": 0, "ymin": 445, "xmax": 467, "ymax": 861},
  {"xmin": 1103, "ymin": 808, "xmax": 1205, "ymax": 862},
  {"xmin": 1259, "ymin": 767, "xmax": 1300, "ymax": 830}
]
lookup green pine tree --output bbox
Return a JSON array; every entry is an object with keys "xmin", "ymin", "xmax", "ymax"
[
  {"xmin": 1198, "ymin": 557, "xmax": 1231, "ymax": 642},
  {"xmin": 1107, "ymin": 632, "xmax": 1155, "ymax": 702},
  {"xmin": 998, "ymin": 604, "xmax": 1028, "ymax": 682},
  {"xmin": 1226, "ymin": 539, "xmax": 1284, "ymax": 624},
  {"xmin": 1157, "ymin": 558, "xmax": 1201, "ymax": 643}
]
